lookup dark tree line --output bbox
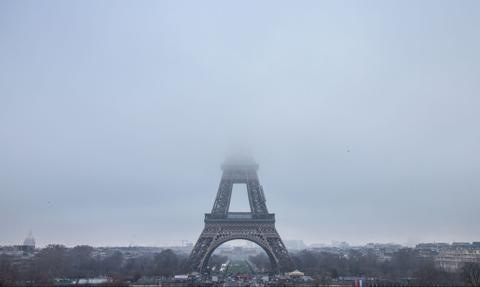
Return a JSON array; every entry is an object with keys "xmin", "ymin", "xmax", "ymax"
[
  {"xmin": 0, "ymin": 245, "xmax": 188, "ymax": 285},
  {"xmin": 2, "ymin": 245, "xmax": 480, "ymax": 286},
  {"xmin": 463, "ymin": 262, "xmax": 480, "ymax": 287},
  {"xmin": 249, "ymin": 248, "xmax": 480, "ymax": 286}
]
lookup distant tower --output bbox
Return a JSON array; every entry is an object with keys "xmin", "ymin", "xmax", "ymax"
[
  {"xmin": 186, "ymin": 156, "xmax": 293, "ymax": 273},
  {"xmin": 23, "ymin": 231, "xmax": 35, "ymax": 248}
]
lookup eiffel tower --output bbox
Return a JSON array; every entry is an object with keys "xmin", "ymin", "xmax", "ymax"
[{"xmin": 187, "ymin": 156, "xmax": 293, "ymax": 273}]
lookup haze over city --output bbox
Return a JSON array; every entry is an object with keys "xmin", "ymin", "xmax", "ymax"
[{"xmin": 1, "ymin": 0, "xmax": 479, "ymax": 248}]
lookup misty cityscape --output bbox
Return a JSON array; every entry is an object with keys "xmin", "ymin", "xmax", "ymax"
[{"xmin": 1, "ymin": 0, "xmax": 480, "ymax": 286}]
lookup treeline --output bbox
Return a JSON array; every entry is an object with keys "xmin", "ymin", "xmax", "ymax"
[
  {"xmin": 250, "ymin": 248, "xmax": 480, "ymax": 286},
  {"xmin": 2, "ymin": 245, "xmax": 480, "ymax": 286},
  {"xmin": 0, "ymin": 245, "xmax": 192, "ymax": 285},
  {"xmin": 0, "ymin": 244, "xmax": 230, "ymax": 285}
]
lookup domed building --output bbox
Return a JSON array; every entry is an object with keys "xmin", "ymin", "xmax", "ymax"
[{"xmin": 23, "ymin": 231, "xmax": 35, "ymax": 249}]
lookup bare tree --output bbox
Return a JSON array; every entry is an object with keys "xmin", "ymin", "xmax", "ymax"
[
  {"xmin": 463, "ymin": 262, "xmax": 480, "ymax": 287},
  {"xmin": 69, "ymin": 245, "xmax": 95, "ymax": 283},
  {"xmin": 0, "ymin": 255, "xmax": 18, "ymax": 285},
  {"xmin": 34, "ymin": 244, "xmax": 71, "ymax": 283},
  {"xmin": 152, "ymin": 249, "xmax": 179, "ymax": 277}
]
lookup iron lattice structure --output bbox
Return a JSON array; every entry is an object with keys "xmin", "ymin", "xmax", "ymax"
[{"xmin": 187, "ymin": 157, "xmax": 293, "ymax": 273}]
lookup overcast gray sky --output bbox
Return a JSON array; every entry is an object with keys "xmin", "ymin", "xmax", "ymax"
[{"xmin": 1, "ymin": 0, "xmax": 479, "ymax": 247}]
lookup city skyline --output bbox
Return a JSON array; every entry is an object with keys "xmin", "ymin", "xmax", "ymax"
[{"xmin": 6, "ymin": 232, "xmax": 480, "ymax": 249}]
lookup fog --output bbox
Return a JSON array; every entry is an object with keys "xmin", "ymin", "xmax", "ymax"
[{"xmin": 1, "ymin": 0, "xmax": 479, "ymax": 247}]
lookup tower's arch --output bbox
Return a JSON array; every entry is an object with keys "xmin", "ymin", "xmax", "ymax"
[{"xmin": 200, "ymin": 236, "xmax": 278, "ymax": 273}]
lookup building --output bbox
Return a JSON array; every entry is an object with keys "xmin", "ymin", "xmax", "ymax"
[
  {"xmin": 23, "ymin": 231, "xmax": 35, "ymax": 250},
  {"xmin": 416, "ymin": 242, "xmax": 450, "ymax": 257},
  {"xmin": 435, "ymin": 248, "xmax": 480, "ymax": 272}
]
